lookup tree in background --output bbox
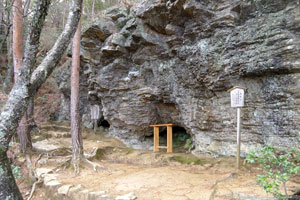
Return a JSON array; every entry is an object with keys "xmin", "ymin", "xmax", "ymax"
[
  {"xmin": 1, "ymin": 0, "xmax": 14, "ymax": 93},
  {"xmin": 1, "ymin": 0, "xmax": 33, "ymax": 93},
  {"xmin": 0, "ymin": 0, "xmax": 82, "ymax": 199},
  {"xmin": 0, "ymin": 0, "xmax": 13, "ymax": 54},
  {"xmin": 70, "ymin": 16, "xmax": 105, "ymax": 174},
  {"xmin": 71, "ymin": 18, "xmax": 84, "ymax": 174},
  {"xmin": 1, "ymin": 0, "xmax": 122, "ymax": 92},
  {"xmin": 12, "ymin": 0, "xmax": 23, "ymax": 81},
  {"xmin": 13, "ymin": 0, "xmax": 35, "ymax": 179}
]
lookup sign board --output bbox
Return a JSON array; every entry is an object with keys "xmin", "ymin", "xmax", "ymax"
[
  {"xmin": 228, "ymin": 86, "xmax": 246, "ymax": 170},
  {"xmin": 230, "ymin": 87, "xmax": 245, "ymax": 108},
  {"xmin": 90, "ymin": 105, "xmax": 100, "ymax": 120}
]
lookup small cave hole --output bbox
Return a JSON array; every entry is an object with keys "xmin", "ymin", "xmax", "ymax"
[{"xmin": 98, "ymin": 119, "xmax": 110, "ymax": 128}]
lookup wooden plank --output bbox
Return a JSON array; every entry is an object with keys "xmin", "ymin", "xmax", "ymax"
[
  {"xmin": 167, "ymin": 125, "xmax": 173, "ymax": 153},
  {"xmin": 150, "ymin": 124, "xmax": 176, "ymax": 127},
  {"xmin": 153, "ymin": 127, "xmax": 159, "ymax": 152},
  {"xmin": 158, "ymin": 146, "xmax": 167, "ymax": 149}
]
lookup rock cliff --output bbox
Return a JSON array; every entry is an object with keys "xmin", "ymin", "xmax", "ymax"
[
  {"xmin": 54, "ymin": 59, "xmax": 101, "ymax": 129},
  {"xmin": 70, "ymin": 0, "xmax": 300, "ymax": 156}
]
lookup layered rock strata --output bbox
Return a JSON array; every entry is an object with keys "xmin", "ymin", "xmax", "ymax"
[{"xmin": 68, "ymin": 0, "xmax": 299, "ymax": 156}]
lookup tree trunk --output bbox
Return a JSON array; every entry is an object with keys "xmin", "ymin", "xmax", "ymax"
[
  {"xmin": 2, "ymin": 33, "xmax": 13, "ymax": 94},
  {"xmin": 13, "ymin": 0, "xmax": 32, "ymax": 156},
  {"xmin": 70, "ymin": 18, "xmax": 104, "ymax": 174},
  {"xmin": 12, "ymin": 0, "xmax": 23, "ymax": 82},
  {"xmin": 2, "ymin": 0, "xmax": 14, "ymax": 94},
  {"xmin": 18, "ymin": 113, "xmax": 32, "ymax": 153},
  {"xmin": 27, "ymin": 97, "xmax": 36, "ymax": 130},
  {"xmin": 0, "ymin": 151, "xmax": 22, "ymax": 200},
  {"xmin": 0, "ymin": 0, "xmax": 3, "ymax": 25},
  {"xmin": 2, "ymin": 62, "xmax": 13, "ymax": 93},
  {"xmin": 71, "ymin": 18, "xmax": 83, "ymax": 174},
  {"xmin": 0, "ymin": 0, "xmax": 82, "ymax": 199}
]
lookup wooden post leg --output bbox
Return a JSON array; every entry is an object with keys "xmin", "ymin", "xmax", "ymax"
[
  {"xmin": 167, "ymin": 126, "xmax": 173, "ymax": 153},
  {"xmin": 94, "ymin": 119, "xmax": 97, "ymax": 134},
  {"xmin": 154, "ymin": 127, "xmax": 159, "ymax": 152}
]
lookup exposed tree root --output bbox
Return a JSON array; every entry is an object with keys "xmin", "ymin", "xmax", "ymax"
[
  {"xmin": 27, "ymin": 154, "xmax": 44, "ymax": 200},
  {"xmin": 27, "ymin": 178, "xmax": 42, "ymax": 200},
  {"xmin": 73, "ymin": 156, "xmax": 107, "ymax": 175},
  {"xmin": 34, "ymin": 154, "xmax": 44, "ymax": 166},
  {"xmin": 53, "ymin": 155, "xmax": 108, "ymax": 175},
  {"xmin": 47, "ymin": 147, "xmax": 72, "ymax": 157},
  {"xmin": 209, "ymin": 187, "xmax": 217, "ymax": 200},
  {"xmin": 26, "ymin": 154, "xmax": 35, "ymax": 181},
  {"xmin": 53, "ymin": 158, "xmax": 72, "ymax": 172},
  {"xmin": 77, "ymin": 147, "xmax": 108, "ymax": 174},
  {"xmin": 82, "ymin": 157, "xmax": 107, "ymax": 172},
  {"xmin": 209, "ymin": 173, "xmax": 235, "ymax": 200}
]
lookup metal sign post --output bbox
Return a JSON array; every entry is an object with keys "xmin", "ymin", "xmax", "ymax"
[
  {"xmin": 90, "ymin": 105, "xmax": 100, "ymax": 134},
  {"xmin": 229, "ymin": 86, "xmax": 245, "ymax": 170}
]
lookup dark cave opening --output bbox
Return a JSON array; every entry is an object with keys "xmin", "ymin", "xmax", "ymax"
[
  {"xmin": 98, "ymin": 119, "xmax": 110, "ymax": 128},
  {"xmin": 147, "ymin": 126, "xmax": 192, "ymax": 153}
]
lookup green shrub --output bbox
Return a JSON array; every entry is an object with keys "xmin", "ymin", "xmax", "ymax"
[
  {"xmin": 184, "ymin": 138, "xmax": 194, "ymax": 152},
  {"xmin": 246, "ymin": 146, "xmax": 300, "ymax": 199},
  {"xmin": 11, "ymin": 165, "xmax": 21, "ymax": 179}
]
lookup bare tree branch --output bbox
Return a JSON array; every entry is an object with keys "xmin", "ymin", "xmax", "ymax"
[
  {"xmin": 30, "ymin": 0, "xmax": 82, "ymax": 92},
  {"xmin": 0, "ymin": 23, "xmax": 11, "ymax": 50},
  {"xmin": 0, "ymin": 0, "xmax": 82, "ymax": 199},
  {"xmin": 23, "ymin": 0, "xmax": 31, "ymax": 16}
]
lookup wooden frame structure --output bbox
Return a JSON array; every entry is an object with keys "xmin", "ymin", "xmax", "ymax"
[{"xmin": 149, "ymin": 124, "xmax": 175, "ymax": 153}]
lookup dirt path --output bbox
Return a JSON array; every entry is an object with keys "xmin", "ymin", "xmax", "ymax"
[
  {"xmin": 16, "ymin": 126, "xmax": 300, "ymax": 200},
  {"xmin": 58, "ymin": 162, "xmax": 265, "ymax": 200}
]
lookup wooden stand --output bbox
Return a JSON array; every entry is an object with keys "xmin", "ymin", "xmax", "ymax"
[{"xmin": 150, "ymin": 124, "xmax": 175, "ymax": 153}]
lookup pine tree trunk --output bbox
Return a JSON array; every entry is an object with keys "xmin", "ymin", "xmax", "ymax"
[
  {"xmin": 13, "ymin": 0, "xmax": 32, "ymax": 155},
  {"xmin": 70, "ymin": 24, "xmax": 104, "ymax": 171},
  {"xmin": 18, "ymin": 103, "xmax": 33, "ymax": 155},
  {"xmin": 71, "ymin": 18, "xmax": 83, "ymax": 172},
  {"xmin": 17, "ymin": 113, "xmax": 32, "ymax": 153},
  {"xmin": 27, "ymin": 97, "xmax": 36, "ymax": 130},
  {"xmin": 12, "ymin": 0, "xmax": 23, "ymax": 82}
]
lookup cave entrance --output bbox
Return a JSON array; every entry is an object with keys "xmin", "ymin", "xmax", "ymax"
[
  {"xmin": 158, "ymin": 126, "xmax": 191, "ymax": 153},
  {"xmin": 99, "ymin": 119, "xmax": 110, "ymax": 128}
]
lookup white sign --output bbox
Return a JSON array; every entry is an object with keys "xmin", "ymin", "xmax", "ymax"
[
  {"xmin": 91, "ymin": 105, "xmax": 100, "ymax": 120},
  {"xmin": 230, "ymin": 88, "xmax": 244, "ymax": 108}
]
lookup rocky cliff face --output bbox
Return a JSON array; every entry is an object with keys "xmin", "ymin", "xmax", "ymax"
[
  {"xmin": 54, "ymin": 59, "xmax": 101, "ymax": 129},
  {"xmin": 77, "ymin": 0, "xmax": 300, "ymax": 156}
]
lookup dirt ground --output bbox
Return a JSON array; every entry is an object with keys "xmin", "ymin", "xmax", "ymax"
[{"xmin": 14, "ymin": 128, "xmax": 300, "ymax": 200}]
